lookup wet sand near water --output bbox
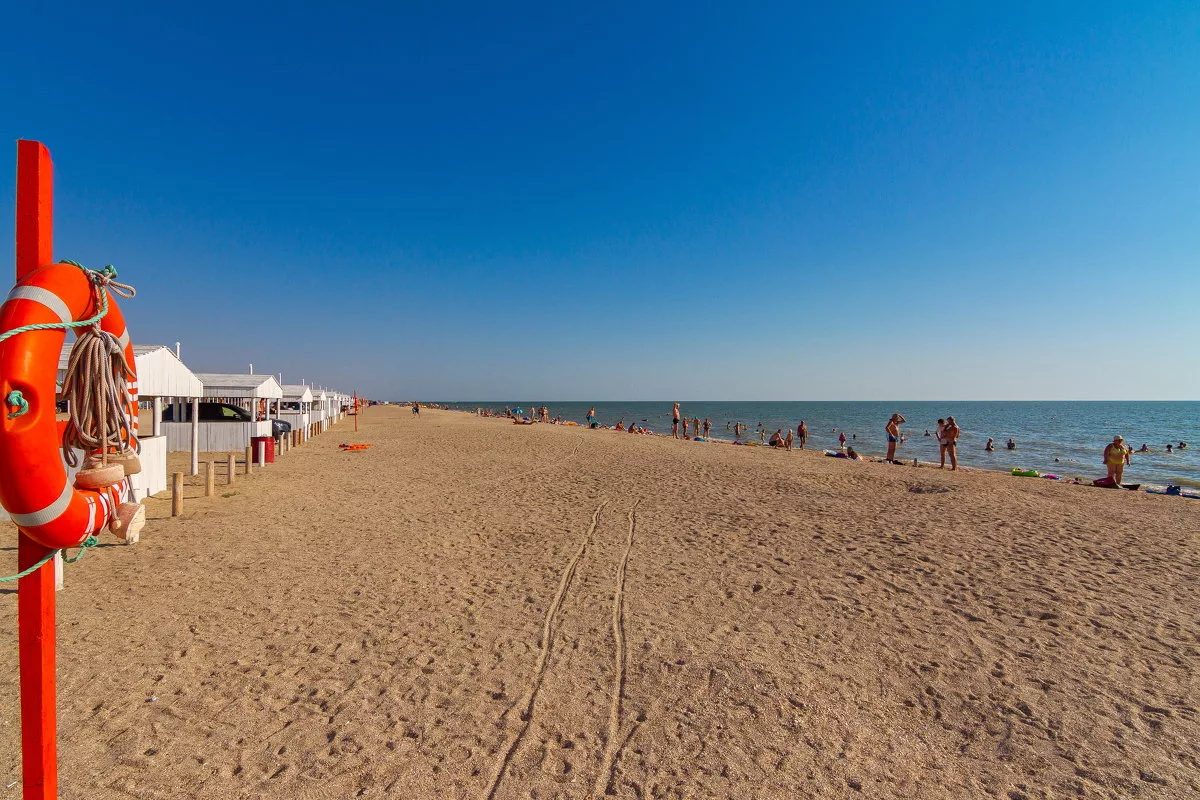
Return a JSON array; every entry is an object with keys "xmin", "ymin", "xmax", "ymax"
[{"xmin": 0, "ymin": 407, "xmax": 1197, "ymax": 799}]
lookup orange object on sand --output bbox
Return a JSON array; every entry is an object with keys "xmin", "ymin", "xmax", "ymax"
[
  {"xmin": 0, "ymin": 262, "xmax": 139, "ymax": 548},
  {"xmin": 339, "ymin": 443, "xmax": 373, "ymax": 451}
]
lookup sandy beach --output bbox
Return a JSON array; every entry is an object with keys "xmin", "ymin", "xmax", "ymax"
[{"xmin": 1, "ymin": 406, "xmax": 1196, "ymax": 799}]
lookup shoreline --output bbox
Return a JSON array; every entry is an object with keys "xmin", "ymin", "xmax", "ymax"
[
  {"xmin": 430, "ymin": 400, "xmax": 1199, "ymax": 489},
  {"xmin": 445, "ymin": 407, "xmax": 1197, "ymax": 494}
]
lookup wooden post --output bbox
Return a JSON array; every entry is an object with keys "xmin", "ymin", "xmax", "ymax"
[
  {"xmin": 204, "ymin": 462, "xmax": 215, "ymax": 497},
  {"xmin": 227, "ymin": 453, "xmax": 236, "ymax": 484},
  {"xmin": 171, "ymin": 473, "xmax": 183, "ymax": 516},
  {"xmin": 244, "ymin": 446, "xmax": 253, "ymax": 474},
  {"xmin": 15, "ymin": 139, "xmax": 59, "ymax": 800},
  {"xmin": 189, "ymin": 398, "xmax": 200, "ymax": 476}
]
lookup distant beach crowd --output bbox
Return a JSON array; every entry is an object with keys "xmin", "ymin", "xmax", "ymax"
[{"xmin": 464, "ymin": 403, "xmax": 1192, "ymax": 494}]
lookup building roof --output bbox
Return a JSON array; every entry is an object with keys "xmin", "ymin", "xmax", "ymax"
[
  {"xmin": 194, "ymin": 373, "xmax": 284, "ymax": 399},
  {"xmin": 134, "ymin": 345, "xmax": 204, "ymax": 397},
  {"xmin": 281, "ymin": 384, "xmax": 313, "ymax": 403},
  {"xmin": 57, "ymin": 343, "xmax": 203, "ymax": 397}
]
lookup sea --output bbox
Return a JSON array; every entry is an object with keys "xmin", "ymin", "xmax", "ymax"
[{"xmin": 436, "ymin": 401, "xmax": 1200, "ymax": 488}]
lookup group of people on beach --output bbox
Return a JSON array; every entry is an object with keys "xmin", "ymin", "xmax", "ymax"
[
  {"xmin": 670, "ymin": 403, "xmax": 713, "ymax": 440},
  {"xmin": 480, "ymin": 403, "xmax": 1186, "ymax": 487}
]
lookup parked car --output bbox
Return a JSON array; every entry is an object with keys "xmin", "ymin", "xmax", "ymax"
[{"xmin": 162, "ymin": 402, "xmax": 292, "ymax": 439}]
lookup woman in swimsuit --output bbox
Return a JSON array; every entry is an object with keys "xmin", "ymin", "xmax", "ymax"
[{"xmin": 1103, "ymin": 435, "xmax": 1131, "ymax": 484}]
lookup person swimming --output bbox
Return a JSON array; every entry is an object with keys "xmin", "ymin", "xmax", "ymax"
[
  {"xmin": 985, "ymin": 437, "xmax": 995, "ymax": 451},
  {"xmin": 1006, "ymin": 438, "xmax": 1016, "ymax": 450}
]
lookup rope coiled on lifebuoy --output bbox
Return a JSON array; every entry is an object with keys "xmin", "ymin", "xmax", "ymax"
[{"xmin": 55, "ymin": 262, "xmax": 139, "ymax": 468}]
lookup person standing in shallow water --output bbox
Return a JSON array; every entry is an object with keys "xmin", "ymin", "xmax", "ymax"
[
  {"xmin": 702, "ymin": 418, "xmax": 711, "ymax": 439},
  {"xmin": 1104, "ymin": 436, "xmax": 1131, "ymax": 484},
  {"xmin": 885, "ymin": 413, "xmax": 906, "ymax": 463},
  {"xmin": 942, "ymin": 416, "xmax": 960, "ymax": 470},
  {"xmin": 798, "ymin": 420, "xmax": 808, "ymax": 449}
]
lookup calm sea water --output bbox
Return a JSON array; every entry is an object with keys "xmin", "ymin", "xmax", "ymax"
[{"xmin": 437, "ymin": 401, "xmax": 1200, "ymax": 488}]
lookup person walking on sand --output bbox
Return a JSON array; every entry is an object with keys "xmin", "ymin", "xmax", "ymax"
[
  {"xmin": 672, "ymin": 403, "xmax": 681, "ymax": 438},
  {"xmin": 784, "ymin": 429, "xmax": 794, "ymax": 450},
  {"xmin": 412, "ymin": 401, "xmax": 420, "ymax": 416},
  {"xmin": 943, "ymin": 416, "xmax": 960, "ymax": 470},
  {"xmin": 885, "ymin": 413, "xmax": 906, "ymax": 463},
  {"xmin": 798, "ymin": 420, "xmax": 808, "ymax": 449},
  {"xmin": 1104, "ymin": 436, "xmax": 1131, "ymax": 484},
  {"xmin": 586, "ymin": 406, "xmax": 596, "ymax": 427},
  {"xmin": 838, "ymin": 431, "xmax": 847, "ymax": 450}
]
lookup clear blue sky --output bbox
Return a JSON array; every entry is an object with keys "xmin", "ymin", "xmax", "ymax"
[{"xmin": 2, "ymin": 2, "xmax": 1197, "ymax": 400}]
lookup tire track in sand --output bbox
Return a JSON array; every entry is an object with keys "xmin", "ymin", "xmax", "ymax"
[
  {"xmin": 592, "ymin": 500, "xmax": 640, "ymax": 798},
  {"xmin": 481, "ymin": 500, "xmax": 608, "ymax": 800}
]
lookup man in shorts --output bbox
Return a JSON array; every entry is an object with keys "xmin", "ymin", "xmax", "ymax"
[
  {"xmin": 672, "ymin": 403, "xmax": 681, "ymax": 438},
  {"xmin": 885, "ymin": 413, "xmax": 906, "ymax": 463}
]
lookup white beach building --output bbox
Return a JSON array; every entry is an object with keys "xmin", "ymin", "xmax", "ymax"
[
  {"xmin": 177, "ymin": 372, "xmax": 284, "ymax": 453},
  {"xmin": 278, "ymin": 384, "xmax": 313, "ymax": 438},
  {"xmin": 132, "ymin": 345, "xmax": 206, "ymax": 492}
]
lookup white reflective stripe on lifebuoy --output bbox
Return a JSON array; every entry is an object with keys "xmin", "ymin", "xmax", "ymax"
[
  {"xmin": 116, "ymin": 328, "xmax": 130, "ymax": 351},
  {"xmin": 8, "ymin": 480, "xmax": 73, "ymax": 529},
  {"xmin": 4, "ymin": 286, "xmax": 72, "ymax": 324}
]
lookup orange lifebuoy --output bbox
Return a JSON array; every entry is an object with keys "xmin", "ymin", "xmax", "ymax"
[{"xmin": 0, "ymin": 263, "xmax": 139, "ymax": 548}]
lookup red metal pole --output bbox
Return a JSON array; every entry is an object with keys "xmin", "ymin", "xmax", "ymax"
[{"xmin": 14, "ymin": 139, "xmax": 58, "ymax": 799}]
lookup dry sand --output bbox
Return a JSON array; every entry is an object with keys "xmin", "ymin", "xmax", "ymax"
[{"xmin": 1, "ymin": 406, "xmax": 1197, "ymax": 799}]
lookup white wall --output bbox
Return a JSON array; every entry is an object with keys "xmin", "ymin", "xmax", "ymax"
[
  {"xmin": 278, "ymin": 411, "xmax": 309, "ymax": 432},
  {"xmin": 129, "ymin": 436, "xmax": 168, "ymax": 501},
  {"xmin": 161, "ymin": 421, "xmax": 272, "ymax": 453}
]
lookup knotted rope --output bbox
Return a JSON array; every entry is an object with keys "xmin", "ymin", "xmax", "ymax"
[
  {"xmin": 0, "ymin": 535, "xmax": 99, "ymax": 583},
  {"xmin": 57, "ymin": 262, "xmax": 138, "ymax": 467}
]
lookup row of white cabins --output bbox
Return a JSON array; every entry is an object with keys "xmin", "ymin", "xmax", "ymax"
[{"xmin": 1, "ymin": 344, "xmax": 352, "ymax": 523}]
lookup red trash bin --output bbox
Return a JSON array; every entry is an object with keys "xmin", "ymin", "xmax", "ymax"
[{"xmin": 251, "ymin": 435, "xmax": 275, "ymax": 464}]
